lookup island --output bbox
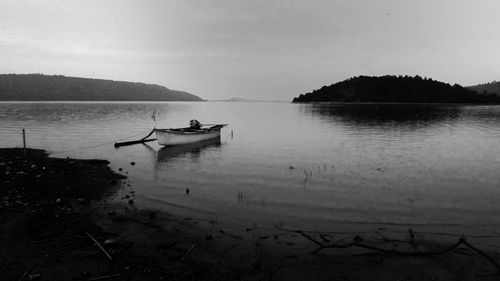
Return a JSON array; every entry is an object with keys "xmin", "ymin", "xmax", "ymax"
[
  {"xmin": 0, "ymin": 74, "xmax": 203, "ymax": 101},
  {"xmin": 292, "ymin": 75, "xmax": 500, "ymax": 103}
]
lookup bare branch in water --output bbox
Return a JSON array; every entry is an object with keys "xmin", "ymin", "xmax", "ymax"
[{"xmin": 274, "ymin": 225, "xmax": 500, "ymax": 275}]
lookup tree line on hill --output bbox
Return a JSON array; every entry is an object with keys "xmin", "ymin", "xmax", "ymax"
[
  {"xmin": 0, "ymin": 74, "xmax": 203, "ymax": 101},
  {"xmin": 467, "ymin": 81, "xmax": 500, "ymax": 97},
  {"xmin": 293, "ymin": 75, "xmax": 500, "ymax": 103}
]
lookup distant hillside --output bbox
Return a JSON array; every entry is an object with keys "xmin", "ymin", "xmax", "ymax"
[
  {"xmin": 293, "ymin": 75, "xmax": 500, "ymax": 103},
  {"xmin": 213, "ymin": 97, "xmax": 263, "ymax": 102},
  {"xmin": 224, "ymin": 97, "xmax": 258, "ymax": 102},
  {"xmin": 467, "ymin": 81, "xmax": 500, "ymax": 96},
  {"xmin": 211, "ymin": 97, "xmax": 286, "ymax": 102},
  {"xmin": 0, "ymin": 74, "xmax": 203, "ymax": 101}
]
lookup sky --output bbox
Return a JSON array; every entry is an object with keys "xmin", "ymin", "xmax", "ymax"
[{"xmin": 1, "ymin": 0, "xmax": 500, "ymax": 101}]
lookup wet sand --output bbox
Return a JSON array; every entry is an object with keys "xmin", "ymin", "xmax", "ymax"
[{"xmin": 1, "ymin": 148, "xmax": 499, "ymax": 280}]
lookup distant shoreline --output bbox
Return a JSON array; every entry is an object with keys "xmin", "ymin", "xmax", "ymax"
[
  {"xmin": 293, "ymin": 75, "xmax": 500, "ymax": 104},
  {"xmin": 0, "ymin": 100, "xmax": 292, "ymax": 103},
  {"xmin": 0, "ymin": 74, "xmax": 204, "ymax": 101},
  {"xmin": 0, "ymin": 99, "xmax": 211, "ymax": 102},
  {"xmin": 291, "ymin": 101, "xmax": 500, "ymax": 105}
]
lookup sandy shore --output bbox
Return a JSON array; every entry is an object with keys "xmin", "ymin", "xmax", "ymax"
[{"xmin": 1, "ymin": 148, "xmax": 499, "ymax": 281}]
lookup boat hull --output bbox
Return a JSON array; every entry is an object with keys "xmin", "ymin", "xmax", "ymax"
[{"xmin": 154, "ymin": 128, "xmax": 222, "ymax": 146}]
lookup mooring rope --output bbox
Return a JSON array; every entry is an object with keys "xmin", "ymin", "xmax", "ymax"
[{"xmin": 50, "ymin": 129, "xmax": 153, "ymax": 155}]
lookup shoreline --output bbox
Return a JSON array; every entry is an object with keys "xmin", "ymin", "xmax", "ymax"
[{"xmin": 1, "ymin": 148, "xmax": 499, "ymax": 280}]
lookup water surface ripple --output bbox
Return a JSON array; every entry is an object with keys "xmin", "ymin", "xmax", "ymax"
[{"xmin": 1, "ymin": 102, "xmax": 499, "ymax": 232}]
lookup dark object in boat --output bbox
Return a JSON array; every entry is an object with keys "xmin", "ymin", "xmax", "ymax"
[{"xmin": 189, "ymin": 119, "xmax": 202, "ymax": 130}]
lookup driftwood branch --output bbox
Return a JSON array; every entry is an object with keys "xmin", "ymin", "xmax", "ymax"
[
  {"xmin": 86, "ymin": 232, "xmax": 113, "ymax": 261},
  {"xmin": 18, "ymin": 267, "xmax": 31, "ymax": 281},
  {"xmin": 275, "ymin": 225, "xmax": 500, "ymax": 274},
  {"xmin": 180, "ymin": 243, "xmax": 197, "ymax": 262},
  {"xmin": 223, "ymin": 243, "xmax": 240, "ymax": 253},
  {"xmin": 461, "ymin": 239, "xmax": 500, "ymax": 271},
  {"xmin": 87, "ymin": 273, "xmax": 123, "ymax": 281}
]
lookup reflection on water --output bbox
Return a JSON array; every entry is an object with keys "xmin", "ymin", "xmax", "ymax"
[
  {"xmin": 301, "ymin": 103, "xmax": 462, "ymax": 129},
  {"xmin": 156, "ymin": 138, "xmax": 222, "ymax": 164},
  {"xmin": 459, "ymin": 106, "xmax": 500, "ymax": 130},
  {"xmin": 1, "ymin": 102, "xmax": 500, "ymax": 233}
]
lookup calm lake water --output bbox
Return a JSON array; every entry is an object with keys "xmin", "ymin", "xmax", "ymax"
[{"xmin": 1, "ymin": 102, "xmax": 500, "ymax": 233}]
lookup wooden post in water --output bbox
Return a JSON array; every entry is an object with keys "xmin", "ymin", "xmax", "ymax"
[
  {"xmin": 22, "ymin": 128, "xmax": 26, "ymax": 159},
  {"xmin": 231, "ymin": 130, "xmax": 233, "ymax": 139}
]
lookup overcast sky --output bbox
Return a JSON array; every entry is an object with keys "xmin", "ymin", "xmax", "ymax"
[{"xmin": 1, "ymin": 0, "xmax": 500, "ymax": 101}]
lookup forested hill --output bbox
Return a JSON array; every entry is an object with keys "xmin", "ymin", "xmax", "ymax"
[
  {"xmin": 467, "ymin": 81, "xmax": 500, "ymax": 96},
  {"xmin": 0, "ymin": 74, "xmax": 203, "ymax": 101},
  {"xmin": 293, "ymin": 75, "xmax": 500, "ymax": 103}
]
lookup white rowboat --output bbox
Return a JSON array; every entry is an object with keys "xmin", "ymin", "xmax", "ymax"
[{"xmin": 154, "ymin": 124, "xmax": 226, "ymax": 146}]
